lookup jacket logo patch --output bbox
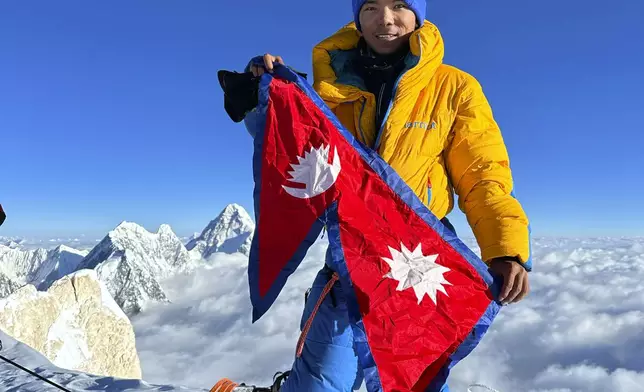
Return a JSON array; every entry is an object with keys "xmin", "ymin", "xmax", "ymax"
[{"xmin": 405, "ymin": 121, "xmax": 437, "ymax": 130}]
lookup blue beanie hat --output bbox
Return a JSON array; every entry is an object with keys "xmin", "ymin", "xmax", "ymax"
[{"xmin": 352, "ymin": 0, "xmax": 426, "ymax": 31}]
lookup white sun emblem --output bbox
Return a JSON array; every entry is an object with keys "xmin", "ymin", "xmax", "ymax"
[
  {"xmin": 382, "ymin": 243, "xmax": 452, "ymax": 305},
  {"xmin": 282, "ymin": 143, "xmax": 341, "ymax": 199}
]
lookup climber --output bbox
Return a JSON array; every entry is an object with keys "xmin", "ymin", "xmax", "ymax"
[{"xmin": 237, "ymin": 0, "xmax": 532, "ymax": 390}]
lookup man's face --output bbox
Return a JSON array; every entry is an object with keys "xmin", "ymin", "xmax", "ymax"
[{"xmin": 359, "ymin": 0, "xmax": 417, "ymax": 55}]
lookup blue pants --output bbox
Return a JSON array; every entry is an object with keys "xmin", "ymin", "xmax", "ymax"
[
  {"xmin": 280, "ymin": 266, "xmax": 364, "ymax": 392},
  {"xmin": 280, "ymin": 266, "xmax": 450, "ymax": 392}
]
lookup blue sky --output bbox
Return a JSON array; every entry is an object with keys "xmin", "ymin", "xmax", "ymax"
[{"xmin": 1, "ymin": 0, "xmax": 642, "ymax": 239}]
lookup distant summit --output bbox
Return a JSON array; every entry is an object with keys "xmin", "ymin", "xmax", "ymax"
[
  {"xmin": 73, "ymin": 221, "xmax": 193, "ymax": 315},
  {"xmin": 186, "ymin": 203, "xmax": 255, "ymax": 258}
]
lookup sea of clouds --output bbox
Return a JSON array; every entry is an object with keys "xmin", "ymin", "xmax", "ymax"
[{"xmin": 130, "ymin": 236, "xmax": 644, "ymax": 392}]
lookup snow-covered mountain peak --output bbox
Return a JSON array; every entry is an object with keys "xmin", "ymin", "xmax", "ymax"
[
  {"xmin": 74, "ymin": 221, "xmax": 193, "ymax": 315},
  {"xmin": 222, "ymin": 202, "xmax": 246, "ymax": 213},
  {"xmin": 4, "ymin": 241, "xmax": 21, "ymax": 249},
  {"xmin": 220, "ymin": 203, "xmax": 254, "ymax": 226},
  {"xmin": 0, "ymin": 237, "xmax": 24, "ymax": 249},
  {"xmin": 32, "ymin": 246, "xmax": 88, "ymax": 288},
  {"xmin": 186, "ymin": 204, "xmax": 255, "ymax": 258},
  {"xmin": 53, "ymin": 244, "xmax": 78, "ymax": 253},
  {"xmin": 106, "ymin": 222, "xmax": 183, "ymax": 251},
  {"xmin": 157, "ymin": 223, "xmax": 175, "ymax": 235},
  {"xmin": 109, "ymin": 221, "xmax": 150, "ymax": 241}
]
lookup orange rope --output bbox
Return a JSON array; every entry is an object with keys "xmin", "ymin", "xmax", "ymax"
[
  {"xmin": 210, "ymin": 378, "xmax": 239, "ymax": 392},
  {"xmin": 296, "ymin": 272, "xmax": 339, "ymax": 358}
]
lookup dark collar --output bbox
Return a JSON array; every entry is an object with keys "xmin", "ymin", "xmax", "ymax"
[{"xmin": 357, "ymin": 37, "xmax": 410, "ymax": 72}]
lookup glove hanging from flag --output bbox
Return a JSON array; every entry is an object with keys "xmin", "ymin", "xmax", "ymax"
[
  {"xmin": 0, "ymin": 204, "xmax": 5, "ymax": 227},
  {"xmin": 218, "ymin": 65, "xmax": 503, "ymax": 392}
]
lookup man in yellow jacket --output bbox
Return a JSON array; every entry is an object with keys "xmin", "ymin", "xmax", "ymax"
[{"xmin": 248, "ymin": 0, "xmax": 531, "ymax": 390}]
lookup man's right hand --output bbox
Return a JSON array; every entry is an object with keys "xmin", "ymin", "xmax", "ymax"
[{"xmin": 250, "ymin": 53, "xmax": 285, "ymax": 76}]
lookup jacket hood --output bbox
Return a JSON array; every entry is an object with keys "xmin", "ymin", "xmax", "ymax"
[{"xmin": 312, "ymin": 20, "xmax": 444, "ymax": 104}]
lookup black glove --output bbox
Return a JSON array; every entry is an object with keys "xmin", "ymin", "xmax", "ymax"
[
  {"xmin": 0, "ymin": 204, "xmax": 6, "ymax": 226},
  {"xmin": 217, "ymin": 68, "xmax": 308, "ymax": 123},
  {"xmin": 217, "ymin": 70, "xmax": 260, "ymax": 123}
]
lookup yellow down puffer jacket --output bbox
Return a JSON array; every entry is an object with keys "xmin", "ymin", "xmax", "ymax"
[{"xmin": 311, "ymin": 21, "xmax": 532, "ymax": 268}]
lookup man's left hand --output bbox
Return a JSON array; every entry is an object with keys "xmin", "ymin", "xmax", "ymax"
[{"xmin": 489, "ymin": 258, "xmax": 530, "ymax": 305}]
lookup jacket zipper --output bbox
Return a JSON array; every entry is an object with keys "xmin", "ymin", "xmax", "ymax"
[
  {"xmin": 357, "ymin": 99, "xmax": 367, "ymax": 144},
  {"xmin": 376, "ymin": 82, "xmax": 386, "ymax": 135},
  {"xmin": 373, "ymin": 34, "xmax": 422, "ymax": 152}
]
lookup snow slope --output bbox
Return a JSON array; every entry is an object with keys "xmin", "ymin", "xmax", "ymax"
[
  {"xmin": 32, "ymin": 245, "xmax": 88, "ymax": 286},
  {"xmin": 0, "ymin": 329, "xmax": 206, "ymax": 392}
]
